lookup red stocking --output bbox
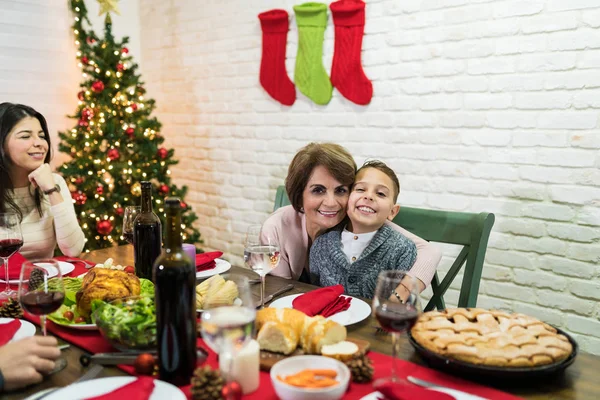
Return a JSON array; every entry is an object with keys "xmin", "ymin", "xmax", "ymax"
[
  {"xmin": 329, "ymin": 0, "xmax": 373, "ymax": 105},
  {"xmin": 258, "ymin": 9, "xmax": 296, "ymax": 106}
]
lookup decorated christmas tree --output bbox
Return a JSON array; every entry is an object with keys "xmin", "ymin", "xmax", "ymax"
[{"xmin": 59, "ymin": 0, "xmax": 201, "ymax": 251}]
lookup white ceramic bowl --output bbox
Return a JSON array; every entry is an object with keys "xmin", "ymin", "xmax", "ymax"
[{"xmin": 270, "ymin": 355, "xmax": 351, "ymax": 400}]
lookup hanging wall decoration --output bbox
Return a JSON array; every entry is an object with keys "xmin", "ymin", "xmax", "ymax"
[
  {"xmin": 293, "ymin": 2, "xmax": 333, "ymax": 105},
  {"xmin": 330, "ymin": 0, "xmax": 373, "ymax": 105},
  {"xmin": 258, "ymin": 9, "xmax": 296, "ymax": 106}
]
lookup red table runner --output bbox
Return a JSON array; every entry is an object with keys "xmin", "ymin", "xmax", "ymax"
[{"xmin": 12, "ymin": 257, "xmax": 521, "ymax": 399}]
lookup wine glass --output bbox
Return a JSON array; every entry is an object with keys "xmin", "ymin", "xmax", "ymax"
[
  {"xmin": 372, "ymin": 270, "xmax": 422, "ymax": 384},
  {"xmin": 244, "ymin": 224, "xmax": 280, "ymax": 308},
  {"xmin": 122, "ymin": 206, "xmax": 140, "ymax": 245},
  {"xmin": 0, "ymin": 213, "xmax": 23, "ymax": 300},
  {"xmin": 200, "ymin": 274, "xmax": 256, "ymax": 381},
  {"xmin": 18, "ymin": 259, "xmax": 67, "ymax": 372}
]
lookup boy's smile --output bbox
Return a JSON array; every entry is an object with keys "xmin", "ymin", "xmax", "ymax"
[{"xmin": 347, "ymin": 168, "xmax": 400, "ymax": 234}]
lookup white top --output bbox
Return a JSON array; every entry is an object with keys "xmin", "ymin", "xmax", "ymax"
[
  {"xmin": 341, "ymin": 227, "xmax": 377, "ymax": 263},
  {"xmin": 9, "ymin": 174, "xmax": 85, "ymax": 259}
]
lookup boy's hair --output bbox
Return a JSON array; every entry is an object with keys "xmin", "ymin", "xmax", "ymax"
[{"xmin": 356, "ymin": 160, "xmax": 400, "ymax": 203}]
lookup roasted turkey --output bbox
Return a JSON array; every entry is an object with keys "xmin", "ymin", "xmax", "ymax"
[{"xmin": 76, "ymin": 268, "xmax": 141, "ymax": 317}]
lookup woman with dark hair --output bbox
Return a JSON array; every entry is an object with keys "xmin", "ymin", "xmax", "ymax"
[
  {"xmin": 262, "ymin": 142, "xmax": 441, "ymax": 291},
  {"xmin": 0, "ymin": 102, "xmax": 84, "ymax": 258}
]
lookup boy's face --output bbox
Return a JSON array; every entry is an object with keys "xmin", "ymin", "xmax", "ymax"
[{"xmin": 347, "ymin": 168, "xmax": 400, "ymax": 234}]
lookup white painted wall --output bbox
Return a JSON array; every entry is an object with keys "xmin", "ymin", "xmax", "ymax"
[
  {"xmin": 0, "ymin": 0, "xmax": 141, "ymax": 165},
  {"xmin": 139, "ymin": 0, "xmax": 600, "ymax": 354}
]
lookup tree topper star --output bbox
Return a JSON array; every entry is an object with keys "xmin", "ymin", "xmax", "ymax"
[{"xmin": 97, "ymin": 0, "xmax": 121, "ymax": 16}]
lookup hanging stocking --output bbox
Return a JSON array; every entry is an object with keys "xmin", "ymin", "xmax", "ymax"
[
  {"xmin": 293, "ymin": 3, "xmax": 333, "ymax": 105},
  {"xmin": 258, "ymin": 9, "xmax": 296, "ymax": 106},
  {"xmin": 330, "ymin": 0, "xmax": 373, "ymax": 105}
]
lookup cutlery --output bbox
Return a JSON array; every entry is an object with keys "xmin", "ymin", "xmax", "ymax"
[
  {"xmin": 407, "ymin": 376, "xmax": 488, "ymax": 400},
  {"xmin": 31, "ymin": 364, "xmax": 104, "ymax": 400},
  {"xmin": 80, "ymin": 348, "xmax": 209, "ymax": 367},
  {"xmin": 249, "ymin": 278, "xmax": 261, "ymax": 284},
  {"xmin": 256, "ymin": 284, "xmax": 294, "ymax": 308},
  {"xmin": 58, "ymin": 344, "xmax": 70, "ymax": 351}
]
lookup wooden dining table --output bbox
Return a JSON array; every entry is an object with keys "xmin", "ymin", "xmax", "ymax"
[{"xmin": 2, "ymin": 245, "xmax": 599, "ymax": 399}]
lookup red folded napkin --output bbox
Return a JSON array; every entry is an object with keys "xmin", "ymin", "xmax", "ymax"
[
  {"xmin": 292, "ymin": 284, "xmax": 352, "ymax": 317},
  {"xmin": 0, "ymin": 319, "xmax": 21, "ymax": 346},
  {"xmin": 6, "ymin": 252, "xmax": 28, "ymax": 281},
  {"xmin": 196, "ymin": 251, "xmax": 223, "ymax": 272},
  {"xmin": 374, "ymin": 380, "xmax": 454, "ymax": 400},
  {"xmin": 84, "ymin": 376, "xmax": 155, "ymax": 400}
]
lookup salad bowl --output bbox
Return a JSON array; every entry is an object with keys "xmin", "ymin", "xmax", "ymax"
[{"xmin": 94, "ymin": 295, "xmax": 156, "ymax": 352}]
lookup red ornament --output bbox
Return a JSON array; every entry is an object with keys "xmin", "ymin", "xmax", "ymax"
[
  {"xmin": 107, "ymin": 148, "xmax": 120, "ymax": 161},
  {"xmin": 130, "ymin": 103, "xmax": 138, "ymax": 111},
  {"xmin": 125, "ymin": 127, "xmax": 135, "ymax": 137},
  {"xmin": 75, "ymin": 177, "xmax": 84, "ymax": 185},
  {"xmin": 116, "ymin": 63, "xmax": 124, "ymax": 71},
  {"xmin": 159, "ymin": 185, "xmax": 169, "ymax": 195},
  {"xmin": 81, "ymin": 56, "xmax": 89, "ymax": 64},
  {"xmin": 86, "ymin": 37, "xmax": 96, "ymax": 44},
  {"xmin": 81, "ymin": 107, "xmax": 94, "ymax": 120},
  {"xmin": 121, "ymin": 47, "xmax": 129, "ymax": 54},
  {"xmin": 78, "ymin": 119, "xmax": 89, "ymax": 127},
  {"xmin": 180, "ymin": 202, "xmax": 187, "ymax": 209},
  {"xmin": 157, "ymin": 148, "xmax": 168, "ymax": 159},
  {"xmin": 96, "ymin": 185, "xmax": 104, "ymax": 195},
  {"xmin": 221, "ymin": 381, "xmax": 242, "ymax": 400},
  {"xmin": 71, "ymin": 191, "xmax": 87, "ymax": 206},
  {"xmin": 91, "ymin": 81, "xmax": 105, "ymax": 93},
  {"xmin": 133, "ymin": 353, "xmax": 155, "ymax": 375},
  {"xmin": 96, "ymin": 220, "xmax": 113, "ymax": 236},
  {"xmin": 77, "ymin": 91, "xmax": 85, "ymax": 101},
  {"xmin": 115, "ymin": 207, "xmax": 124, "ymax": 216}
]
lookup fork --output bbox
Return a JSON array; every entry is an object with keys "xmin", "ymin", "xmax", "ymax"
[{"xmin": 63, "ymin": 259, "xmax": 95, "ymax": 269}]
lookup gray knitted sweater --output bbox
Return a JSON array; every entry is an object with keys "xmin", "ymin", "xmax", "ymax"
[{"xmin": 309, "ymin": 225, "xmax": 417, "ymax": 299}]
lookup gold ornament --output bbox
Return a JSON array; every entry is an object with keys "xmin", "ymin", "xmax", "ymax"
[
  {"xmin": 97, "ymin": 0, "xmax": 121, "ymax": 16},
  {"xmin": 131, "ymin": 182, "xmax": 142, "ymax": 197}
]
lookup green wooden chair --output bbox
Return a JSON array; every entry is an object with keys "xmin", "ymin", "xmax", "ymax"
[{"xmin": 272, "ymin": 185, "xmax": 495, "ymax": 311}]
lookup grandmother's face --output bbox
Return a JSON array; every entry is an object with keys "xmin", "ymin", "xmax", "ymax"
[{"xmin": 301, "ymin": 165, "xmax": 350, "ymax": 231}]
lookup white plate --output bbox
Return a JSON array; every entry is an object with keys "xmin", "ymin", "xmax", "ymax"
[
  {"xmin": 269, "ymin": 294, "xmax": 372, "ymax": 326},
  {"xmin": 39, "ymin": 376, "xmax": 186, "ymax": 400},
  {"xmin": 196, "ymin": 258, "xmax": 231, "ymax": 280},
  {"xmin": 0, "ymin": 263, "xmax": 59, "ymax": 284},
  {"xmin": 56, "ymin": 261, "xmax": 75, "ymax": 277},
  {"xmin": 361, "ymin": 388, "xmax": 480, "ymax": 400},
  {"xmin": 0, "ymin": 317, "xmax": 35, "ymax": 341}
]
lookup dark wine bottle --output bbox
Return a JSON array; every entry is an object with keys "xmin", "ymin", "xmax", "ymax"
[
  {"xmin": 153, "ymin": 197, "xmax": 197, "ymax": 386},
  {"xmin": 133, "ymin": 181, "xmax": 162, "ymax": 281}
]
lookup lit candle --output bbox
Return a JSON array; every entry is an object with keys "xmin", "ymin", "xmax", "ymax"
[
  {"xmin": 220, "ymin": 339, "xmax": 259, "ymax": 394},
  {"xmin": 182, "ymin": 243, "xmax": 196, "ymax": 263}
]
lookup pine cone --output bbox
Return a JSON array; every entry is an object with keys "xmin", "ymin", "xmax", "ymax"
[
  {"xmin": 191, "ymin": 365, "xmax": 225, "ymax": 400},
  {"xmin": 0, "ymin": 298, "xmax": 23, "ymax": 319},
  {"xmin": 345, "ymin": 353, "xmax": 374, "ymax": 383},
  {"xmin": 28, "ymin": 268, "xmax": 45, "ymax": 291}
]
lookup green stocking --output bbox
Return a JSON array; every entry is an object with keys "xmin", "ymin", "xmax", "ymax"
[{"xmin": 293, "ymin": 3, "xmax": 333, "ymax": 105}]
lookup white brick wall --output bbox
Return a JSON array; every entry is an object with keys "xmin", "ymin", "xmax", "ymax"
[{"xmin": 138, "ymin": 0, "xmax": 600, "ymax": 354}]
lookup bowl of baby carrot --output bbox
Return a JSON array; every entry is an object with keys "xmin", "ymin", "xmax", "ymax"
[{"xmin": 270, "ymin": 355, "xmax": 351, "ymax": 400}]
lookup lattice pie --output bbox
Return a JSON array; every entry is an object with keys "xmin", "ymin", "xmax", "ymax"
[{"xmin": 411, "ymin": 308, "xmax": 573, "ymax": 367}]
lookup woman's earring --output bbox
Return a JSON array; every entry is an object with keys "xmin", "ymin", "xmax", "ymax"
[{"xmin": 300, "ymin": 207, "xmax": 304, "ymax": 213}]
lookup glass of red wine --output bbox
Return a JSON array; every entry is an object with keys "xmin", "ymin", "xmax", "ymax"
[
  {"xmin": 0, "ymin": 213, "xmax": 23, "ymax": 300},
  {"xmin": 122, "ymin": 206, "xmax": 140, "ymax": 245},
  {"xmin": 372, "ymin": 270, "xmax": 422, "ymax": 384},
  {"xmin": 18, "ymin": 259, "xmax": 67, "ymax": 372}
]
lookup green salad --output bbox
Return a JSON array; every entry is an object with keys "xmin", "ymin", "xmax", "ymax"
[
  {"xmin": 47, "ymin": 277, "xmax": 154, "ymax": 326},
  {"xmin": 94, "ymin": 295, "xmax": 156, "ymax": 348}
]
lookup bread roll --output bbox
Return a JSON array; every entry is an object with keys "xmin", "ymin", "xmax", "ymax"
[
  {"xmin": 256, "ymin": 321, "xmax": 298, "ymax": 355},
  {"xmin": 256, "ymin": 307, "xmax": 346, "ymax": 355},
  {"xmin": 321, "ymin": 341, "xmax": 359, "ymax": 361}
]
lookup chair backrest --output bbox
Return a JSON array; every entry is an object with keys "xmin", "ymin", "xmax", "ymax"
[{"xmin": 272, "ymin": 185, "xmax": 495, "ymax": 311}]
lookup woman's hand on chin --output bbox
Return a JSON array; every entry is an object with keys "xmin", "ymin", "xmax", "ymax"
[{"xmin": 27, "ymin": 163, "xmax": 55, "ymax": 191}]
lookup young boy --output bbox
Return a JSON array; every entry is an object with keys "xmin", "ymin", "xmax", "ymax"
[{"xmin": 309, "ymin": 160, "xmax": 417, "ymax": 299}]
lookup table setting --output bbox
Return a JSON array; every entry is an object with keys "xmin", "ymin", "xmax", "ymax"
[{"xmin": 0, "ymin": 242, "xmax": 592, "ymax": 400}]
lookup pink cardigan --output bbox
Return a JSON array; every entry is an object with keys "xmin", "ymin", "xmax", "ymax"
[{"xmin": 262, "ymin": 205, "xmax": 441, "ymax": 287}]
